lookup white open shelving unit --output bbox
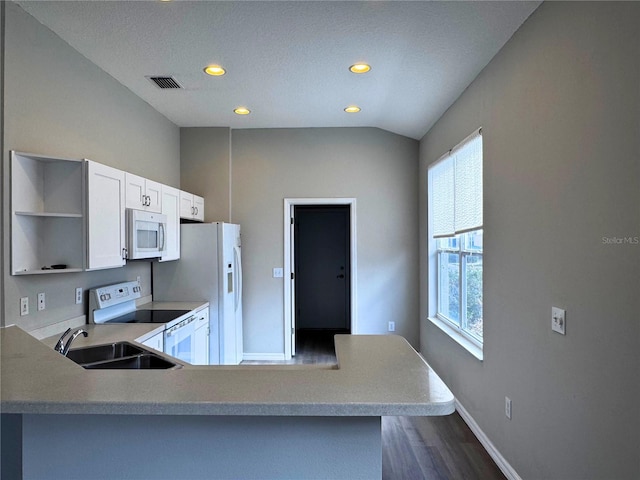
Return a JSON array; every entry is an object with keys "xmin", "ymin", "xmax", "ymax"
[{"xmin": 11, "ymin": 151, "xmax": 86, "ymax": 275}]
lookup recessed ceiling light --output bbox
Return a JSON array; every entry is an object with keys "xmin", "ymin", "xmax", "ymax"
[
  {"xmin": 349, "ymin": 63, "xmax": 371, "ymax": 74},
  {"xmin": 203, "ymin": 65, "xmax": 226, "ymax": 76},
  {"xmin": 234, "ymin": 107, "xmax": 251, "ymax": 115},
  {"xmin": 344, "ymin": 105, "xmax": 361, "ymax": 113}
]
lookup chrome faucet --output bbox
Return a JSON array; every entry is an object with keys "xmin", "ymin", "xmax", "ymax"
[
  {"xmin": 54, "ymin": 328, "xmax": 72, "ymax": 353},
  {"xmin": 54, "ymin": 328, "xmax": 88, "ymax": 356}
]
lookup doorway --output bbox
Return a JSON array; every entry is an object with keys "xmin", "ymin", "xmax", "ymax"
[
  {"xmin": 294, "ymin": 206, "xmax": 350, "ymax": 357},
  {"xmin": 283, "ymin": 198, "xmax": 357, "ymax": 359}
]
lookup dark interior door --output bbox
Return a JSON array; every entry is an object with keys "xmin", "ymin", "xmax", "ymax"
[{"xmin": 294, "ymin": 205, "xmax": 350, "ymax": 332}]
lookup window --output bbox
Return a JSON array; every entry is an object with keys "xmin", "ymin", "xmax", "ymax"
[{"xmin": 428, "ymin": 129, "xmax": 483, "ymax": 354}]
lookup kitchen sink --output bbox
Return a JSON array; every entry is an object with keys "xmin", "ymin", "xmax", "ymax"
[
  {"xmin": 83, "ymin": 353, "xmax": 177, "ymax": 370},
  {"xmin": 65, "ymin": 342, "xmax": 144, "ymax": 364},
  {"xmin": 66, "ymin": 342, "xmax": 179, "ymax": 370}
]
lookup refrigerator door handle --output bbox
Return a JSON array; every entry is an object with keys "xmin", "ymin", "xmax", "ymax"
[{"xmin": 233, "ymin": 245, "xmax": 242, "ymax": 313}]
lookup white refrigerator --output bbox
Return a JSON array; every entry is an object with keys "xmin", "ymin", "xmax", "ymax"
[{"xmin": 152, "ymin": 222, "xmax": 243, "ymax": 365}]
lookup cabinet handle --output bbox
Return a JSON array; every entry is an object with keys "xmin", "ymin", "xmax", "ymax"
[
  {"xmin": 194, "ymin": 207, "xmax": 198, "ymax": 215},
  {"xmin": 191, "ymin": 206, "xmax": 195, "ymax": 215}
]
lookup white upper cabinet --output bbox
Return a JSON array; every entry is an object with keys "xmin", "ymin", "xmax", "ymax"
[
  {"xmin": 125, "ymin": 172, "xmax": 162, "ymax": 213},
  {"xmin": 160, "ymin": 184, "xmax": 181, "ymax": 262},
  {"xmin": 86, "ymin": 160, "xmax": 126, "ymax": 270},
  {"xmin": 193, "ymin": 195, "xmax": 205, "ymax": 222},
  {"xmin": 180, "ymin": 191, "xmax": 205, "ymax": 222},
  {"xmin": 10, "ymin": 151, "xmax": 85, "ymax": 275}
]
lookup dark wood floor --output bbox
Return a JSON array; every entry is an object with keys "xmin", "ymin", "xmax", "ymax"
[
  {"xmin": 243, "ymin": 330, "xmax": 505, "ymax": 479},
  {"xmin": 382, "ymin": 415, "xmax": 506, "ymax": 480}
]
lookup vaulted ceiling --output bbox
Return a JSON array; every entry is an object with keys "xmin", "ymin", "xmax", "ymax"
[{"xmin": 18, "ymin": 1, "xmax": 541, "ymax": 139}]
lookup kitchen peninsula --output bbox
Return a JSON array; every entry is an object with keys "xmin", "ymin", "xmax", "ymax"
[{"xmin": 1, "ymin": 325, "xmax": 454, "ymax": 479}]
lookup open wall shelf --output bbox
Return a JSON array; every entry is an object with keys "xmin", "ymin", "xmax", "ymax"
[{"xmin": 11, "ymin": 151, "xmax": 86, "ymax": 275}]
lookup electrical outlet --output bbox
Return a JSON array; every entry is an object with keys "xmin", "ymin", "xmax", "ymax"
[
  {"xmin": 20, "ymin": 297, "xmax": 29, "ymax": 316},
  {"xmin": 37, "ymin": 292, "xmax": 46, "ymax": 311},
  {"xmin": 552, "ymin": 307, "xmax": 566, "ymax": 335},
  {"xmin": 388, "ymin": 321, "xmax": 395, "ymax": 332},
  {"xmin": 75, "ymin": 287, "xmax": 83, "ymax": 305},
  {"xmin": 136, "ymin": 276, "xmax": 141, "ymax": 286},
  {"xmin": 273, "ymin": 268, "xmax": 283, "ymax": 278},
  {"xmin": 505, "ymin": 397, "xmax": 512, "ymax": 419}
]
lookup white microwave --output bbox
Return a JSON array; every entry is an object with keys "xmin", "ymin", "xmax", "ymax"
[{"xmin": 126, "ymin": 209, "xmax": 167, "ymax": 259}]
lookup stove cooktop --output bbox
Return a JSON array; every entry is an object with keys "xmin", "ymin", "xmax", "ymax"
[{"xmin": 103, "ymin": 309, "xmax": 191, "ymax": 324}]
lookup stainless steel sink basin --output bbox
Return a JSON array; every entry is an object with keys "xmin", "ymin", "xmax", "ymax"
[
  {"xmin": 83, "ymin": 353, "xmax": 177, "ymax": 370},
  {"xmin": 66, "ymin": 342, "xmax": 179, "ymax": 370},
  {"xmin": 65, "ymin": 342, "xmax": 144, "ymax": 364}
]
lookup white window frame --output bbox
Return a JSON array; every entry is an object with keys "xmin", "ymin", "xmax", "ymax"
[{"xmin": 427, "ymin": 129, "xmax": 483, "ymax": 360}]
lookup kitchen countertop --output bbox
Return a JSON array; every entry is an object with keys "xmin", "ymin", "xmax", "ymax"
[{"xmin": 1, "ymin": 325, "xmax": 455, "ymax": 417}]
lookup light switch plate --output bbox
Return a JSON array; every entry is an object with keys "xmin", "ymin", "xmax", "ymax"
[{"xmin": 552, "ymin": 307, "xmax": 566, "ymax": 335}]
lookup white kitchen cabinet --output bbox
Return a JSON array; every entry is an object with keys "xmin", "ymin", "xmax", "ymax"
[
  {"xmin": 141, "ymin": 331, "xmax": 163, "ymax": 353},
  {"xmin": 10, "ymin": 151, "xmax": 85, "ymax": 275},
  {"xmin": 86, "ymin": 160, "xmax": 126, "ymax": 270},
  {"xmin": 193, "ymin": 307, "xmax": 210, "ymax": 365},
  {"xmin": 179, "ymin": 191, "xmax": 204, "ymax": 222},
  {"xmin": 125, "ymin": 172, "xmax": 162, "ymax": 213},
  {"xmin": 159, "ymin": 184, "xmax": 180, "ymax": 262}
]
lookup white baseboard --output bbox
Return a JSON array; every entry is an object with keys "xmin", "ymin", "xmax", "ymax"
[
  {"xmin": 242, "ymin": 352, "xmax": 286, "ymax": 361},
  {"xmin": 455, "ymin": 399, "xmax": 522, "ymax": 480}
]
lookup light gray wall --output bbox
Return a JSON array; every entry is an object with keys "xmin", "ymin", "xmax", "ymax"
[
  {"xmin": 1, "ymin": 2, "xmax": 180, "ymax": 330},
  {"xmin": 180, "ymin": 127, "xmax": 231, "ymax": 223},
  {"xmin": 419, "ymin": 2, "xmax": 640, "ymax": 479},
  {"xmin": 230, "ymin": 128, "xmax": 419, "ymax": 354}
]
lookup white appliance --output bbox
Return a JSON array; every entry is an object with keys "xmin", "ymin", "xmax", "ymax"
[
  {"xmin": 164, "ymin": 315, "xmax": 197, "ymax": 364},
  {"xmin": 152, "ymin": 222, "xmax": 243, "ymax": 365},
  {"xmin": 126, "ymin": 209, "xmax": 167, "ymax": 259}
]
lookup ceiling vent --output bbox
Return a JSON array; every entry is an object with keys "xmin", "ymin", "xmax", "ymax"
[{"xmin": 147, "ymin": 76, "xmax": 182, "ymax": 89}]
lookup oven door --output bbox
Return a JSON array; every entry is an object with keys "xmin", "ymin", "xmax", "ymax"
[{"xmin": 164, "ymin": 316, "xmax": 197, "ymax": 364}]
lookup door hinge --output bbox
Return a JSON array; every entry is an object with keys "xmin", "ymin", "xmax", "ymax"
[
  {"xmin": 290, "ymin": 217, "xmax": 294, "ymax": 225},
  {"xmin": 291, "ymin": 272, "xmax": 295, "ymax": 280}
]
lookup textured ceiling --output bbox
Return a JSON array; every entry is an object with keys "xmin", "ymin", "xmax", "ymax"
[{"xmin": 17, "ymin": 1, "xmax": 541, "ymax": 140}]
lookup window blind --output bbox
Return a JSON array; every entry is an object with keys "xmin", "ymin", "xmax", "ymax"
[
  {"xmin": 431, "ymin": 153, "xmax": 455, "ymax": 238},
  {"xmin": 430, "ymin": 128, "xmax": 482, "ymax": 238}
]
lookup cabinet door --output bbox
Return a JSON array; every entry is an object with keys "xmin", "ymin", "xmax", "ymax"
[
  {"xmin": 193, "ymin": 308, "xmax": 210, "ymax": 365},
  {"xmin": 141, "ymin": 332, "xmax": 164, "ymax": 353},
  {"xmin": 125, "ymin": 172, "xmax": 146, "ymax": 210},
  {"xmin": 145, "ymin": 179, "xmax": 163, "ymax": 213},
  {"xmin": 160, "ymin": 184, "xmax": 180, "ymax": 262},
  {"xmin": 193, "ymin": 325, "xmax": 209, "ymax": 365},
  {"xmin": 86, "ymin": 160, "xmax": 126, "ymax": 270},
  {"xmin": 179, "ymin": 191, "xmax": 194, "ymax": 219},
  {"xmin": 193, "ymin": 195, "xmax": 205, "ymax": 222}
]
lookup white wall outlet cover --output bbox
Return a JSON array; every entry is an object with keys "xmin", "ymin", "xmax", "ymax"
[
  {"xmin": 75, "ymin": 287, "xmax": 83, "ymax": 304},
  {"xmin": 505, "ymin": 396, "xmax": 512, "ymax": 419},
  {"xmin": 552, "ymin": 307, "xmax": 566, "ymax": 335},
  {"xmin": 273, "ymin": 268, "xmax": 284, "ymax": 278},
  {"xmin": 37, "ymin": 292, "xmax": 46, "ymax": 311},
  {"xmin": 20, "ymin": 297, "xmax": 29, "ymax": 316},
  {"xmin": 388, "ymin": 321, "xmax": 396, "ymax": 332}
]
